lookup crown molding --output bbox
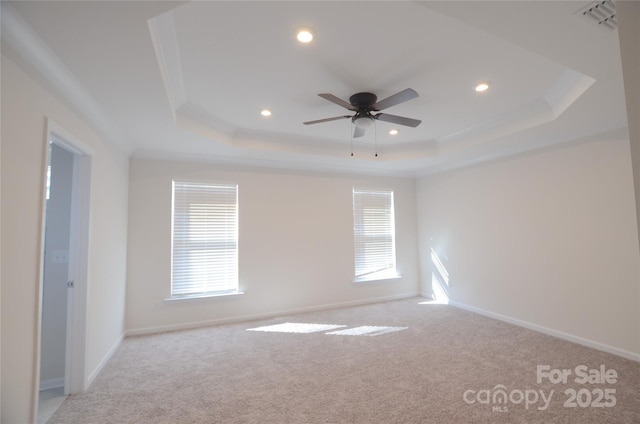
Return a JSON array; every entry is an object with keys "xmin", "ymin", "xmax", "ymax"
[{"xmin": 1, "ymin": 2, "xmax": 131, "ymax": 154}]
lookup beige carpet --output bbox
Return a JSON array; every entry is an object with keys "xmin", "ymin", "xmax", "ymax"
[{"xmin": 48, "ymin": 298, "xmax": 639, "ymax": 423}]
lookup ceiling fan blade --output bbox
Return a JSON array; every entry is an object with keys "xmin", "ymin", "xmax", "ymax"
[
  {"xmin": 353, "ymin": 126, "xmax": 365, "ymax": 138},
  {"xmin": 303, "ymin": 115, "xmax": 351, "ymax": 125},
  {"xmin": 371, "ymin": 88, "xmax": 418, "ymax": 111},
  {"xmin": 318, "ymin": 93, "xmax": 356, "ymax": 111},
  {"xmin": 375, "ymin": 113, "xmax": 422, "ymax": 128}
]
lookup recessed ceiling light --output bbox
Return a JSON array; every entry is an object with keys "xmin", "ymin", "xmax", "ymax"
[
  {"xmin": 261, "ymin": 109, "xmax": 272, "ymax": 117},
  {"xmin": 296, "ymin": 29, "xmax": 313, "ymax": 43},
  {"xmin": 475, "ymin": 82, "xmax": 490, "ymax": 92},
  {"xmin": 389, "ymin": 129, "xmax": 398, "ymax": 135}
]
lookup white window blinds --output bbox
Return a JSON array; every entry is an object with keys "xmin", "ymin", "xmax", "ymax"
[
  {"xmin": 171, "ymin": 180, "xmax": 238, "ymax": 297},
  {"xmin": 352, "ymin": 188, "xmax": 397, "ymax": 280}
]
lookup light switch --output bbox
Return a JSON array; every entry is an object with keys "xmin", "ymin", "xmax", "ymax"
[{"xmin": 51, "ymin": 250, "xmax": 69, "ymax": 264}]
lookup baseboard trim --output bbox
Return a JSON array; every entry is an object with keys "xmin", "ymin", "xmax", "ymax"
[
  {"xmin": 39, "ymin": 377, "xmax": 64, "ymax": 391},
  {"xmin": 449, "ymin": 300, "xmax": 640, "ymax": 362},
  {"xmin": 87, "ymin": 333, "xmax": 123, "ymax": 387},
  {"xmin": 125, "ymin": 292, "xmax": 420, "ymax": 337}
]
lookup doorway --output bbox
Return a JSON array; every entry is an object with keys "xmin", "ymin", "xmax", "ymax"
[
  {"xmin": 37, "ymin": 120, "xmax": 92, "ymax": 422},
  {"xmin": 40, "ymin": 141, "xmax": 73, "ymax": 392}
]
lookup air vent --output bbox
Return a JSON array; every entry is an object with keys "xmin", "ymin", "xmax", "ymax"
[{"xmin": 577, "ymin": 0, "xmax": 617, "ymax": 30}]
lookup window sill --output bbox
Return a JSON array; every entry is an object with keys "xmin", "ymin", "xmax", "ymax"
[
  {"xmin": 353, "ymin": 273, "xmax": 401, "ymax": 284},
  {"xmin": 165, "ymin": 291, "xmax": 244, "ymax": 303}
]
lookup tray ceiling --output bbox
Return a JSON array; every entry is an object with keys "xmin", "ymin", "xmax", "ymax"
[{"xmin": 2, "ymin": 1, "xmax": 629, "ymax": 175}]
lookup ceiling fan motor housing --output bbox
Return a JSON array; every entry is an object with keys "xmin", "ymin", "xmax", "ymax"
[{"xmin": 349, "ymin": 92, "xmax": 377, "ymax": 109}]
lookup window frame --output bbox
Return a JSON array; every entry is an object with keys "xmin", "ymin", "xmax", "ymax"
[
  {"xmin": 169, "ymin": 179, "xmax": 241, "ymax": 300},
  {"xmin": 352, "ymin": 187, "xmax": 399, "ymax": 283}
]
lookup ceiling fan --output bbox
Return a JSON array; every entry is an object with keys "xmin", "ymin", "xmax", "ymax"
[{"xmin": 303, "ymin": 88, "xmax": 422, "ymax": 138}]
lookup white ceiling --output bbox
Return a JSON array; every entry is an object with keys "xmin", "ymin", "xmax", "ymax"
[{"xmin": 2, "ymin": 1, "xmax": 629, "ymax": 176}]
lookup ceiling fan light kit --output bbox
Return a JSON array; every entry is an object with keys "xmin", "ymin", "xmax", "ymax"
[{"xmin": 353, "ymin": 116, "xmax": 374, "ymax": 129}]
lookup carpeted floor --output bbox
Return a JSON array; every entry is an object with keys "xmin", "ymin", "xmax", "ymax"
[{"xmin": 48, "ymin": 298, "xmax": 639, "ymax": 423}]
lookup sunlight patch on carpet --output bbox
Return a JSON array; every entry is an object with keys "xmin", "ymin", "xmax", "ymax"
[
  {"xmin": 247, "ymin": 322, "xmax": 347, "ymax": 333},
  {"xmin": 326, "ymin": 326, "xmax": 408, "ymax": 336}
]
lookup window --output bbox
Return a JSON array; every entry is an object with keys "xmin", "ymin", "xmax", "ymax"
[
  {"xmin": 352, "ymin": 188, "xmax": 397, "ymax": 281},
  {"xmin": 171, "ymin": 180, "xmax": 239, "ymax": 298}
]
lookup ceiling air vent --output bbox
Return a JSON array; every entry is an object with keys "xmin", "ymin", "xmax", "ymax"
[{"xmin": 577, "ymin": 0, "xmax": 617, "ymax": 30}]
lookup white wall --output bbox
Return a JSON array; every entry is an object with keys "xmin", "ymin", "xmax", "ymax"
[
  {"xmin": 126, "ymin": 158, "xmax": 419, "ymax": 334},
  {"xmin": 417, "ymin": 134, "xmax": 640, "ymax": 358},
  {"xmin": 617, "ymin": 1, "xmax": 640, "ymax": 248},
  {"xmin": 0, "ymin": 55, "xmax": 129, "ymax": 423}
]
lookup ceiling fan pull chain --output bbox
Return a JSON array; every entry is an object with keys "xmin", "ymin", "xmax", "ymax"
[
  {"xmin": 350, "ymin": 120, "xmax": 354, "ymax": 157},
  {"xmin": 374, "ymin": 121, "xmax": 378, "ymax": 158}
]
